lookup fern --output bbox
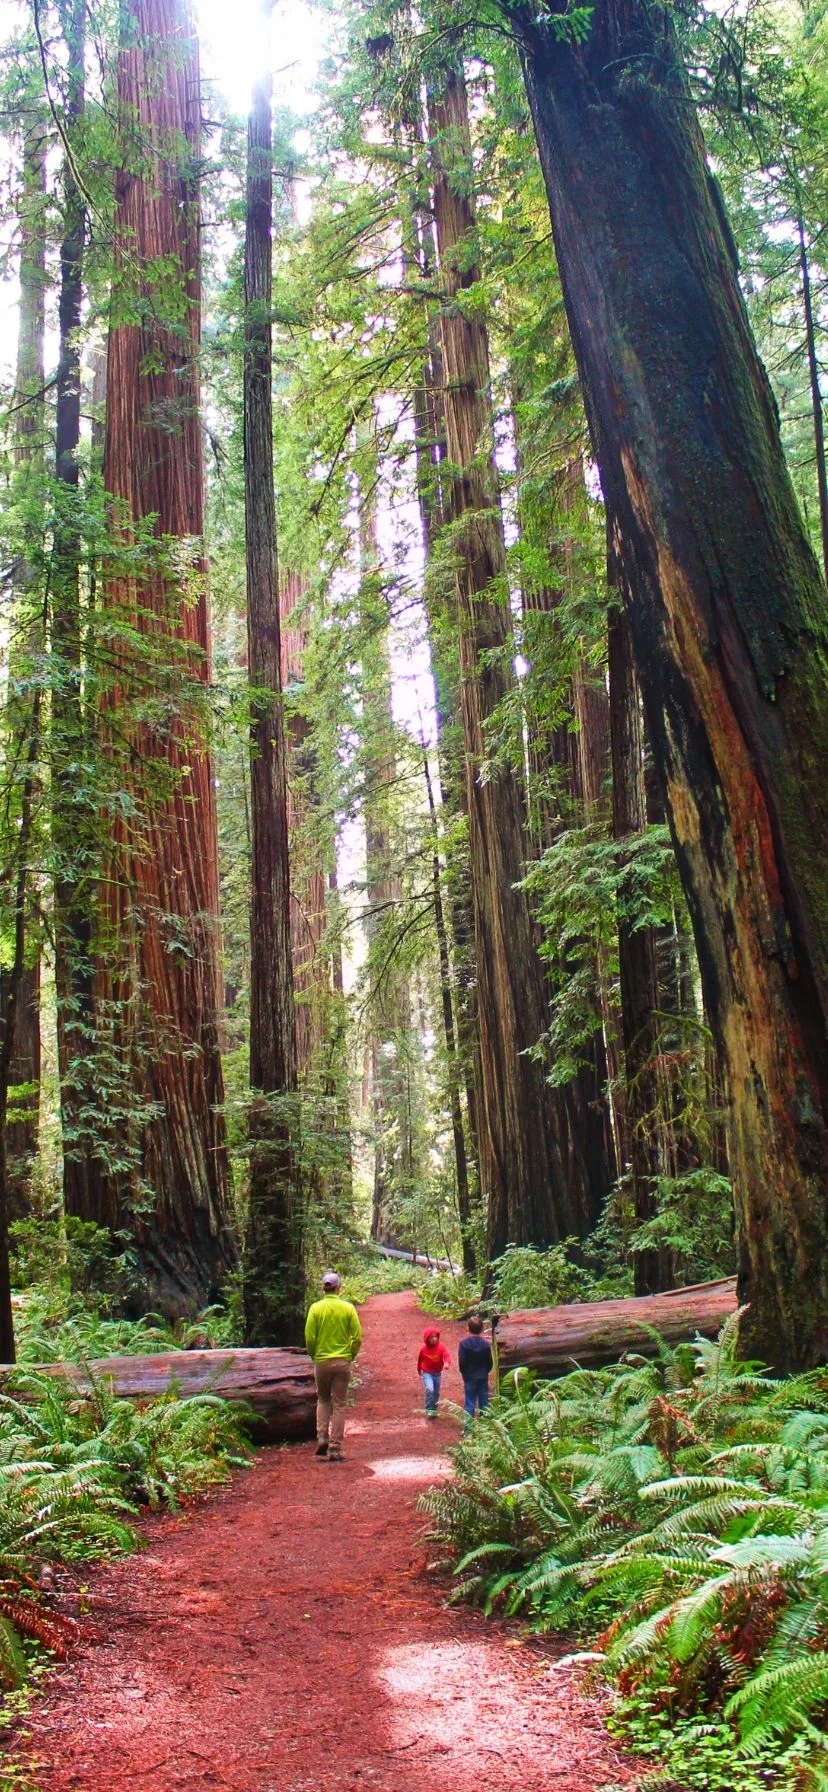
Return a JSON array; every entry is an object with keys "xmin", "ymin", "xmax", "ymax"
[
  {"xmin": 0, "ymin": 1368, "xmax": 251, "ymax": 1685},
  {"xmin": 422, "ymin": 1313, "xmax": 828, "ymax": 1778},
  {"xmin": 0, "ymin": 1616, "xmax": 28, "ymax": 1687},
  {"xmin": 726, "ymin": 1655, "xmax": 828, "ymax": 1744}
]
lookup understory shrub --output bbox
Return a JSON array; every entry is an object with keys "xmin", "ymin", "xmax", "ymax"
[
  {"xmin": 338, "ymin": 1251, "xmax": 430, "ymax": 1304},
  {"xmin": 488, "ymin": 1242, "xmax": 596, "ymax": 1311},
  {"xmin": 415, "ymin": 1243, "xmax": 608, "ymax": 1323},
  {"xmin": 9, "ymin": 1218, "xmax": 238, "ymax": 1361},
  {"xmin": 14, "ymin": 1299, "xmax": 237, "ymax": 1363},
  {"xmin": 417, "ymin": 1269, "xmax": 480, "ymax": 1317},
  {"xmin": 421, "ymin": 1315, "xmax": 828, "ymax": 1788}
]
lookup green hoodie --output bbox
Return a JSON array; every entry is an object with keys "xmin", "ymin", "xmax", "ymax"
[{"xmin": 304, "ymin": 1294, "xmax": 362, "ymax": 1364}]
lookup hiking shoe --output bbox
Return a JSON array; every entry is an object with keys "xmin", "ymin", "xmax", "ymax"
[
  {"xmin": 315, "ymin": 1441, "xmax": 329, "ymax": 1457},
  {"xmin": 328, "ymin": 1449, "xmax": 343, "ymax": 1462}
]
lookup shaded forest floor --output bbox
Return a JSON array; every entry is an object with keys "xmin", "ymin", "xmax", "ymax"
[{"xmin": 13, "ymin": 1292, "xmax": 640, "ymax": 1791}]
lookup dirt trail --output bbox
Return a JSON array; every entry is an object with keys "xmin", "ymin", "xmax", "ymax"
[{"xmin": 19, "ymin": 1292, "xmax": 639, "ymax": 1792}]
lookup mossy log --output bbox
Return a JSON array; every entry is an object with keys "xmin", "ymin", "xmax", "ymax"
[
  {"xmin": 494, "ymin": 1279, "xmax": 737, "ymax": 1377},
  {"xmin": 0, "ymin": 1348, "xmax": 316, "ymax": 1443}
]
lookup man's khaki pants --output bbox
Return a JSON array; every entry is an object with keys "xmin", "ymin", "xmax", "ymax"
[{"xmin": 314, "ymin": 1358, "xmax": 351, "ymax": 1449}]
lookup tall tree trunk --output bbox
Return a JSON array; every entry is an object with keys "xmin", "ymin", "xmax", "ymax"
[
  {"xmin": 411, "ymin": 332, "xmax": 482, "ymax": 1198},
  {"xmin": 518, "ymin": 452, "xmax": 619, "ymax": 1213},
  {"xmin": 279, "ymin": 570, "xmax": 327, "ymax": 1080},
  {"xmin": 3, "ymin": 116, "xmax": 48, "ymax": 1221},
  {"xmin": 607, "ymin": 561, "xmax": 670, "ymax": 1294},
  {"xmin": 0, "ymin": 693, "xmax": 42, "ymax": 1362},
  {"xmin": 519, "ymin": 587, "xmax": 619, "ymax": 1216},
  {"xmin": 797, "ymin": 210, "xmax": 828, "ymax": 583},
  {"xmin": 356, "ymin": 436, "xmax": 416, "ymax": 1249},
  {"xmin": 421, "ymin": 744, "xmax": 474, "ymax": 1271},
  {"xmin": 517, "ymin": 0, "xmax": 828, "ymax": 1368},
  {"xmin": 242, "ymin": 51, "xmax": 303, "ymax": 1346},
  {"xmin": 406, "ymin": 223, "xmax": 481, "ymax": 1242},
  {"xmin": 428, "ymin": 66, "xmax": 591, "ymax": 1261},
  {"xmin": 642, "ymin": 739, "xmax": 709, "ymax": 1189},
  {"xmin": 77, "ymin": 0, "xmax": 235, "ymax": 1314},
  {"xmin": 280, "ymin": 574, "xmax": 352, "ymax": 1237},
  {"xmin": 51, "ymin": 0, "xmax": 103, "ymax": 1225},
  {"xmin": 568, "ymin": 657, "xmax": 620, "ymax": 1213}
]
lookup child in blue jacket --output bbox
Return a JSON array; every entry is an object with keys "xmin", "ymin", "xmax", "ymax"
[{"xmin": 458, "ymin": 1314, "xmax": 493, "ymax": 1422}]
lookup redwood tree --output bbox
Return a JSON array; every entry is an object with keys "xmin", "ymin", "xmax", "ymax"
[
  {"xmin": 2, "ymin": 113, "xmax": 47, "ymax": 1223},
  {"xmin": 607, "ymin": 553, "xmax": 668, "ymax": 1295},
  {"xmin": 428, "ymin": 65, "xmax": 594, "ymax": 1259},
  {"xmin": 51, "ymin": 0, "xmax": 101, "ymax": 1226},
  {"xmin": 409, "ymin": 273, "xmax": 482, "ymax": 1242},
  {"xmin": 242, "ymin": 53, "xmax": 303, "ymax": 1346},
  {"xmin": 0, "ymin": 115, "xmax": 48, "ymax": 1354},
  {"xmin": 421, "ymin": 742, "xmax": 474, "ymax": 1270},
  {"xmin": 514, "ymin": 0, "xmax": 828, "ymax": 1368},
  {"xmin": 280, "ymin": 570, "xmax": 327, "ymax": 1081},
  {"xmin": 517, "ymin": 455, "xmax": 618, "ymax": 1211},
  {"xmin": 78, "ymin": 0, "xmax": 235, "ymax": 1313},
  {"xmin": 358, "ymin": 464, "xmax": 415, "ymax": 1248}
]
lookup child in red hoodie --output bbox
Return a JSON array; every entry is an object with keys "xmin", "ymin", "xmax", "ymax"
[{"xmin": 417, "ymin": 1326, "xmax": 451, "ymax": 1418}]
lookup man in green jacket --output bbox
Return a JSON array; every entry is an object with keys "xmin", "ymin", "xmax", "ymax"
[{"xmin": 304, "ymin": 1271, "xmax": 362, "ymax": 1462}]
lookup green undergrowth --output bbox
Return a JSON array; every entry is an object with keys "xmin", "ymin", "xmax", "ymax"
[
  {"xmin": 338, "ymin": 1252, "xmax": 430, "ymax": 1305},
  {"xmin": 328, "ymin": 1234, "xmax": 662, "ymax": 1324},
  {"xmin": 13, "ymin": 1296, "xmax": 237, "ymax": 1364},
  {"xmin": 8, "ymin": 1218, "xmax": 240, "ymax": 1363},
  {"xmin": 0, "ymin": 1370, "xmax": 250, "ymax": 1692},
  {"xmin": 0, "ymin": 1764, "xmax": 43, "ymax": 1792},
  {"xmin": 416, "ymin": 1240, "xmax": 626, "ymax": 1321},
  {"xmin": 334, "ymin": 1242, "xmax": 476, "ymax": 1312},
  {"xmin": 615, "ymin": 1701, "xmax": 807, "ymax": 1789},
  {"xmin": 0, "ymin": 1217, "xmax": 251, "ymax": 1710},
  {"xmin": 416, "ymin": 1269, "xmax": 479, "ymax": 1317},
  {"xmin": 420, "ymin": 1316, "xmax": 828, "ymax": 1789}
]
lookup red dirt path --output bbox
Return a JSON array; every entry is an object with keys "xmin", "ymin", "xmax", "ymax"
[{"xmin": 18, "ymin": 1292, "xmax": 640, "ymax": 1792}]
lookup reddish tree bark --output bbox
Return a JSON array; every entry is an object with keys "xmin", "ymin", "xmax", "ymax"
[
  {"xmin": 76, "ymin": 0, "xmax": 235, "ymax": 1314},
  {"xmin": 518, "ymin": 456, "xmax": 618, "ymax": 1215},
  {"xmin": 517, "ymin": 0, "xmax": 828, "ymax": 1367},
  {"xmin": 243, "ymin": 54, "xmax": 303, "ymax": 1346},
  {"xmin": 2, "ymin": 115, "xmax": 48, "ymax": 1223},
  {"xmin": 411, "ymin": 308, "xmax": 482, "ymax": 1217},
  {"xmin": 428, "ymin": 66, "xmax": 593, "ymax": 1260},
  {"xmin": 404, "ymin": 209, "xmax": 479, "ymax": 1263},
  {"xmin": 51, "ymin": 0, "xmax": 102, "ymax": 1227},
  {"xmin": 607, "ymin": 560, "xmax": 670, "ymax": 1294},
  {"xmin": 421, "ymin": 744, "xmax": 474, "ymax": 1270},
  {"xmin": 279, "ymin": 570, "xmax": 327, "ymax": 1079},
  {"xmin": 358, "ymin": 464, "xmax": 414, "ymax": 1248}
]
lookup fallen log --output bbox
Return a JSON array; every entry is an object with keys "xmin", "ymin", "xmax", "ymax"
[
  {"xmin": 0, "ymin": 1348, "xmax": 317, "ymax": 1444},
  {"xmin": 373, "ymin": 1244, "xmax": 458, "ymax": 1273},
  {"xmin": 493, "ymin": 1278, "xmax": 738, "ymax": 1378}
]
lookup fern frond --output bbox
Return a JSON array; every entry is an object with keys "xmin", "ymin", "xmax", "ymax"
[{"xmin": 725, "ymin": 1652, "xmax": 828, "ymax": 1743}]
